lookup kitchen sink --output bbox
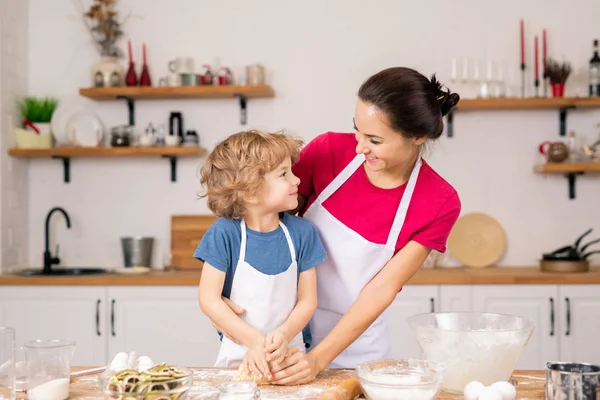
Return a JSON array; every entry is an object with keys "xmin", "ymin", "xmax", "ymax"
[{"xmin": 15, "ymin": 268, "xmax": 109, "ymax": 276}]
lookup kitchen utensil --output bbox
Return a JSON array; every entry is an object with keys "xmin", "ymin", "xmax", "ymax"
[
  {"xmin": 23, "ymin": 339, "xmax": 76, "ymax": 400},
  {"xmin": 169, "ymin": 112, "xmax": 183, "ymax": 138},
  {"xmin": 546, "ymin": 362, "xmax": 600, "ymax": 400},
  {"xmin": 406, "ymin": 312, "xmax": 535, "ymax": 394},
  {"xmin": 0, "ymin": 327, "xmax": 15, "ymax": 400},
  {"xmin": 180, "ymin": 73, "xmax": 199, "ymax": 86},
  {"xmin": 99, "ymin": 365, "xmax": 192, "ymax": 399},
  {"xmin": 539, "ymin": 141, "xmax": 569, "ymax": 163},
  {"xmin": 540, "ymin": 259, "xmax": 590, "ymax": 273},
  {"xmin": 355, "ymin": 359, "xmax": 445, "ymax": 400},
  {"xmin": 121, "ymin": 237, "xmax": 154, "ymax": 268},
  {"xmin": 165, "ymin": 135, "xmax": 180, "ymax": 146},
  {"xmin": 168, "ymin": 57, "xmax": 194, "ymax": 74},
  {"xmin": 447, "ymin": 213, "xmax": 506, "ymax": 268},
  {"xmin": 218, "ymin": 382, "xmax": 260, "ymax": 399},
  {"xmin": 66, "ymin": 111, "xmax": 105, "ymax": 147},
  {"xmin": 110, "ymin": 126, "xmax": 130, "ymax": 147},
  {"xmin": 246, "ymin": 64, "xmax": 265, "ymax": 85}
]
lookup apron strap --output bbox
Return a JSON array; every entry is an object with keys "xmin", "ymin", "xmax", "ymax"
[
  {"xmin": 239, "ymin": 219, "xmax": 247, "ymax": 263},
  {"xmin": 314, "ymin": 154, "xmax": 365, "ymax": 204},
  {"xmin": 279, "ymin": 221, "xmax": 296, "ymax": 261},
  {"xmin": 386, "ymin": 156, "xmax": 423, "ymax": 248}
]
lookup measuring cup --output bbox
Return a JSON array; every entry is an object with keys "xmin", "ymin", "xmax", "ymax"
[
  {"xmin": 22, "ymin": 339, "xmax": 76, "ymax": 400},
  {"xmin": 0, "ymin": 327, "xmax": 15, "ymax": 400}
]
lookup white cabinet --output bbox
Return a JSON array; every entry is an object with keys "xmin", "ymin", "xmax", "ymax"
[
  {"xmin": 472, "ymin": 285, "xmax": 559, "ymax": 370},
  {"xmin": 388, "ymin": 285, "xmax": 438, "ymax": 359},
  {"xmin": 0, "ymin": 286, "xmax": 107, "ymax": 366},
  {"xmin": 558, "ymin": 285, "xmax": 600, "ymax": 365},
  {"xmin": 0, "ymin": 286, "xmax": 220, "ymax": 367},
  {"xmin": 439, "ymin": 285, "xmax": 473, "ymax": 311},
  {"xmin": 107, "ymin": 287, "xmax": 220, "ymax": 368}
]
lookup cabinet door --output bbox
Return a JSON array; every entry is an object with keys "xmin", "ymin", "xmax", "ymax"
[
  {"xmin": 472, "ymin": 285, "xmax": 559, "ymax": 370},
  {"xmin": 559, "ymin": 285, "xmax": 600, "ymax": 364},
  {"xmin": 440, "ymin": 285, "xmax": 473, "ymax": 311},
  {"xmin": 0, "ymin": 286, "xmax": 107, "ymax": 366},
  {"xmin": 387, "ymin": 285, "xmax": 438, "ymax": 359},
  {"xmin": 107, "ymin": 287, "xmax": 220, "ymax": 367}
]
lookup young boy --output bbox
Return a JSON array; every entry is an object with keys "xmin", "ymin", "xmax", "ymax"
[{"xmin": 195, "ymin": 130, "xmax": 326, "ymax": 382}]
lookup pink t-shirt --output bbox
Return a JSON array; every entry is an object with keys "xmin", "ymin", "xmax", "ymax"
[{"xmin": 292, "ymin": 132, "xmax": 461, "ymax": 254}]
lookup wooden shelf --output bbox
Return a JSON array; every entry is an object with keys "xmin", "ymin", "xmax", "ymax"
[
  {"xmin": 8, "ymin": 146, "xmax": 207, "ymax": 183},
  {"xmin": 78, "ymin": 85, "xmax": 275, "ymax": 126},
  {"xmin": 8, "ymin": 146, "xmax": 206, "ymax": 158},
  {"xmin": 78, "ymin": 85, "xmax": 275, "ymax": 100},
  {"xmin": 447, "ymin": 96, "xmax": 600, "ymax": 138},
  {"xmin": 534, "ymin": 162, "xmax": 600, "ymax": 173},
  {"xmin": 534, "ymin": 162, "xmax": 600, "ymax": 199}
]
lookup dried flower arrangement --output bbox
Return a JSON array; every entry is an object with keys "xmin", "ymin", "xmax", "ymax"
[
  {"xmin": 75, "ymin": 0, "xmax": 127, "ymax": 58},
  {"xmin": 544, "ymin": 58, "xmax": 572, "ymax": 84}
]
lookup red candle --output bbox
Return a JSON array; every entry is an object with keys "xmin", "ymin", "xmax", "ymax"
[
  {"xmin": 520, "ymin": 19, "xmax": 525, "ymax": 65},
  {"xmin": 128, "ymin": 40, "xmax": 133, "ymax": 63},
  {"xmin": 534, "ymin": 35, "xmax": 539, "ymax": 81},
  {"xmin": 143, "ymin": 43, "xmax": 147, "ymax": 64},
  {"xmin": 542, "ymin": 29, "xmax": 547, "ymax": 72}
]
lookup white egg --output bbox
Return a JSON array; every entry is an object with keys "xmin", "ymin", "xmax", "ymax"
[
  {"xmin": 136, "ymin": 356, "xmax": 155, "ymax": 372},
  {"xmin": 477, "ymin": 386, "xmax": 503, "ymax": 400},
  {"xmin": 491, "ymin": 381, "xmax": 517, "ymax": 400},
  {"xmin": 463, "ymin": 381, "xmax": 485, "ymax": 400},
  {"xmin": 108, "ymin": 352, "xmax": 129, "ymax": 371}
]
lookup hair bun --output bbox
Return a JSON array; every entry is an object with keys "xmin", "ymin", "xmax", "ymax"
[{"xmin": 430, "ymin": 73, "xmax": 460, "ymax": 117}]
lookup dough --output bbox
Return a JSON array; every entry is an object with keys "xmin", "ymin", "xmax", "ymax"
[{"xmin": 234, "ymin": 368, "xmax": 271, "ymax": 385}]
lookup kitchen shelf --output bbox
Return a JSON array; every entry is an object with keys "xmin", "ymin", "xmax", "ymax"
[
  {"xmin": 533, "ymin": 162, "xmax": 600, "ymax": 199},
  {"xmin": 79, "ymin": 84, "xmax": 275, "ymax": 126},
  {"xmin": 448, "ymin": 97, "xmax": 600, "ymax": 137},
  {"xmin": 8, "ymin": 146, "xmax": 207, "ymax": 183}
]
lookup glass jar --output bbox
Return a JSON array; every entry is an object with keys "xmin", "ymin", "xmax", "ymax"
[
  {"xmin": 110, "ymin": 126, "xmax": 130, "ymax": 147},
  {"xmin": 218, "ymin": 381, "xmax": 261, "ymax": 400}
]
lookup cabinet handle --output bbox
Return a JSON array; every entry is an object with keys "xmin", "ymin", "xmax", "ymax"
[
  {"xmin": 111, "ymin": 299, "xmax": 116, "ymax": 337},
  {"xmin": 549, "ymin": 297, "xmax": 555, "ymax": 336},
  {"xmin": 96, "ymin": 299, "xmax": 101, "ymax": 337},
  {"xmin": 565, "ymin": 297, "xmax": 571, "ymax": 336},
  {"xmin": 430, "ymin": 297, "xmax": 435, "ymax": 313}
]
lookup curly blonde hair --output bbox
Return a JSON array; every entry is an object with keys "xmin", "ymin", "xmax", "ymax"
[{"xmin": 199, "ymin": 130, "xmax": 304, "ymax": 219}]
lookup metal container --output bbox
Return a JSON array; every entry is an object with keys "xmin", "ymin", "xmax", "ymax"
[
  {"xmin": 546, "ymin": 361, "xmax": 600, "ymax": 400},
  {"xmin": 120, "ymin": 237, "xmax": 154, "ymax": 268}
]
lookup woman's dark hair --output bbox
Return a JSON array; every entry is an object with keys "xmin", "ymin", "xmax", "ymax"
[{"xmin": 357, "ymin": 67, "xmax": 460, "ymax": 140}]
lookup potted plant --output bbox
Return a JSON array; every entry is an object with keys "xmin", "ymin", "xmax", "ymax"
[
  {"xmin": 544, "ymin": 58, "xmax": 572, "ymax": 97},
  {"xmin": 14, "ymin": 96, "xmax": 58, "ymax": 149}
]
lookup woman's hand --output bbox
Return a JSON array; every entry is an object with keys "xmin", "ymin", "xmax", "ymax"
[
  {"xmin": 211, "ymin": 297, "xmax": 245, "ymax": 344},
  {"xmin": 270, "ymin": 348, "xmax": 321, "ymax": 385}
]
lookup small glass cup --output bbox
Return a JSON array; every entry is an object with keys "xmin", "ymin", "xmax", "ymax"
[
  {"xmin": 0, "ymin": 327, "xmax": 15, "ymax": 400},
  {"xmin": 219, "ymin": 381, "xmax": 261, "ymax": 400}
]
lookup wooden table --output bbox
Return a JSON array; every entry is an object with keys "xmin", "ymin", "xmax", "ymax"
[{"xmin": 14, "ymin": 368, "xmax": 546, "ymax": 399}]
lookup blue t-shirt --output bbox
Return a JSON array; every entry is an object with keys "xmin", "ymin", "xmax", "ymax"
[{"xmin": 194, "ymin": 213, "xmax": 327, "ymax": 345}]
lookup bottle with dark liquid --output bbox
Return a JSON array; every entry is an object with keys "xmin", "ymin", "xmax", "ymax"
[{"xmin": 590, "ymin": 39, "xmax": 600, "ymax": 96}]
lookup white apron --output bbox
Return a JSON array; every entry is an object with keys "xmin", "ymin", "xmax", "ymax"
[
  {"xmin": 304, "ymin": 153, "xmax": 422, "ymax": 368},
  {"xmin": 214, "ymin": 219, "xmax": 305, "ymax": 367}
]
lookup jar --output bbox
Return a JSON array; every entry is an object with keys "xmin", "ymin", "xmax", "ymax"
[
  {"xmin": 246, "ymin": 64, "xmax": 265, "ymax": 85},
  {"xmin": 110, "ymin": 126, "xmax": 130, "ymax": 147},
  {"xmin": 218, "ymin": 382, "xmax": 261, "ymax": 400}
]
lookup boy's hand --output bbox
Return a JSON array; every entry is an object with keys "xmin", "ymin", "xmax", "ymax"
[
  {"xmin": 264, "ymin": 328, "xmax": 289, "ymax": 366},
  {"xmin": 241, "ymin": 336, "xmax": 272, "ymax": 381}
]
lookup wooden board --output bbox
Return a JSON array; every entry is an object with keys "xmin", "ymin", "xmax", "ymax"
[
  {"xmin": 8, "ymin": 146, "xmax": 206, "ymax": 158},
  {"xmin": 64, "ymin": 367, "xmax": 361, "ymax": 400},
  {"xmin": 170, "ymin": 215, "xmax": 218, "ymax": 270}
]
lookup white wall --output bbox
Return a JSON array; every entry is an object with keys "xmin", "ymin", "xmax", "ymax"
[
  {"xmin": 0, "ymin": 0, "xmax": 29, "ymax": 272},
  {"xmin": 21, "ymin": 0, "xmax": 600, "ymax": 269}
]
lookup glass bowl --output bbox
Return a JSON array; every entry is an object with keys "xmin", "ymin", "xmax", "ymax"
[
  {"xmin": 98, "ymin": 364, "xmax": 192, "ymax": 399},
  {"xmin": 355, "ymin": 359, "xmax": 445, "ymax": 400},
  {"xmin": 406, "ymin": 312, "xmax": 535, "ymax": 393}
]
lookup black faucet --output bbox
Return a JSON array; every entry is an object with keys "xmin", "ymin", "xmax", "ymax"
[{"xmin": 43, "ymin": 207, "xmax": 71, "ymax": 274}]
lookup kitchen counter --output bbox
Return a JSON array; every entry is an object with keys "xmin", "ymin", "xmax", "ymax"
[
  {"xmin": 1, "ymin": 266, "xmax": 600, "ymax": 286},
  {"xmin": 15, "ymin": 368, "xmax": 547, "ymax": 399}
]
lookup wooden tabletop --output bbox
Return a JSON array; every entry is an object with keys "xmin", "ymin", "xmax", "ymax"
[
  {"xmin": 1, "ymin": 266, "xmax": 599, "ymax": 286},
  {"xmin": 15, "ymin": 368, "xmax": 546, "ymax": 399}
]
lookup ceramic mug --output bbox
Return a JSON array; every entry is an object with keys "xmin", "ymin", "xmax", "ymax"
[
  {"xmin": 168, "ymin": 57, "xmax": 194, "ymax": 74},
  {"xmin": 539, "ymin": 141, "xmax": 569, "ymax": 163}
]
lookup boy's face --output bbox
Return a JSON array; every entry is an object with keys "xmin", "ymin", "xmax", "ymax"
[{"xmin": 259, "ymin": 157, "xmax": 301, "ymax": 213}]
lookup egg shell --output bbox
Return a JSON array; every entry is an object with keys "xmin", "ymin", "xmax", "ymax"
[
  {"xmin": 463, "ymin": 381, "xmax": 485, "ymax": 400},
  {"xmin": 477, "ymin": 386, "xmax": 503, "ymax": 400},
  {"xmin": 490, "ymin": 381, "xmax": 517, "ymax": 400}
]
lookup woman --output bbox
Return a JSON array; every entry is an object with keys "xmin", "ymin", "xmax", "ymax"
[{"xmin": 217, "ymin": 66, "xmax": 461, "ymax": 384}]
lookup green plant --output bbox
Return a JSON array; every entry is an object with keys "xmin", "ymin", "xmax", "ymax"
[{"xmin": 16, "ymin": 96, "xmax": 59, "ymax": 123}]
